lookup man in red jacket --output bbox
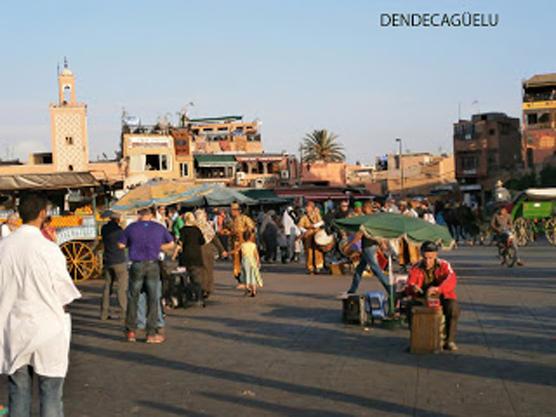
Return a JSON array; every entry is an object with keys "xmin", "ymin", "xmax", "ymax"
[{"xmin": 406, "ymin": 241, "xmax": 460, "ymax": 351}]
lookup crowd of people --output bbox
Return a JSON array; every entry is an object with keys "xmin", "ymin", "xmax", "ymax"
[
  {"xmin": 95, "ymin": 195, "xmax": 471, "ymax": 346},
  {"xmin": 0, "ymin": 192, "xmax": 475, "ymax": 416}
]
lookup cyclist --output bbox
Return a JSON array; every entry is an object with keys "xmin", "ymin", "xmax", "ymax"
[{"xmin": 490, "ymin": 207, "xmax": 523, "ymax": 266}]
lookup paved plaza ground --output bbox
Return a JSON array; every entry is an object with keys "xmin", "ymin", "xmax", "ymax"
[{"xmin": 1, "ymin": 243, "xmax": 555, "ymax": 416}]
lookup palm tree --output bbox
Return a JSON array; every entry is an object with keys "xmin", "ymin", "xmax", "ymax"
[{"xmin": 301, "ymin": 129, "xmax": 345, "ymax": 163}]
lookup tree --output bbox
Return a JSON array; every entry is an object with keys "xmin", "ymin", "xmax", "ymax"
[{"xmin": 301, "ymin": 129, "xmax": 345, "ymax": 163}]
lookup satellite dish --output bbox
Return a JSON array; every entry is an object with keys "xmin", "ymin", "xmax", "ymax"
[{"xmin": 123, "ymin": 115, "xmax": 140, "ymax": 126}]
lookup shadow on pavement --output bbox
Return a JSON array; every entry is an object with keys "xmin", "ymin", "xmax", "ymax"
[
  {"xmin": 178, "ymin": 315, "xmax": 556, "ymax": 387},
  {"xmin": 137, "ymin": 400, "xmax": 216, "ymax": 417},
  {"xmin": 73, "ymin": 343, "xmax": 454, "ymax": 417}
]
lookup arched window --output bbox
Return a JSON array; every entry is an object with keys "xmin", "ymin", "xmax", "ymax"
[{"xmin": 63, "ymin": 85, "xmax": 71, "ymax": 103}]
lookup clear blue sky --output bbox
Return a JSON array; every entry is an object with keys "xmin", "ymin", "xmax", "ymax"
[{"xmin": 0, "ymin": 0, "xmax": 554, "ymax": 163}]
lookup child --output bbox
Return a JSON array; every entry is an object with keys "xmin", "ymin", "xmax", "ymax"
[{"xmin": 240, "ymin": 230, "xmax": 263, "ymax": 297}]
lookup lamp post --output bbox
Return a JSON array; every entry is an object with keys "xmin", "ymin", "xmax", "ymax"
[{"xmin": 395, "ymin": 138, "xmax": 403, "ymax": 196}]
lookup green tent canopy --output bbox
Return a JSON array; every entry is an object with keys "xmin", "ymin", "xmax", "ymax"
[{"xmin": 335, "ymin": 212, "xmax": 454, "ymax": 249}]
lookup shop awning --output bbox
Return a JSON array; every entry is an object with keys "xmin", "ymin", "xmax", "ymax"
[
  {"xmin": 194, "ymin": 154, "xmax": 237, "ymax": 167},
  {"xmin": 240, "ymin": 189, "xmax": 290, "ymax": 205},
  {"xmin": 236, "ymin": 154, "xmax": 284, "ymax": 163},
  {"xmin": 0, "ymin": 172, "xmax": 100, "ymax": 191},
  {"xmin": 275, "ymin": 188, "xmax": 349, "ymax": 201}
]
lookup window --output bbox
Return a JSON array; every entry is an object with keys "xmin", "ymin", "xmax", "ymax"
[
  {"xmin": 460, "ymin": 156, "xmax": 478, "ymax": 171},
  {"xmin": 489, "ymin": 129, "xmax": 495, "ymax": 136},
  {"xmin": 527, "ymin": 113, "xmax": 538, "ymax": 125},
  {"xmin": 180, "ymin": 163, "xmax": 189, "ymax": 177},
  {"xmin": 63, "ymin": 86, "xmax": 71, "ymax": 103},
  {"xmin": 129, "ymin": 154, "xmax": 171, "ymax": 172},
  {"xmin": 65, "ymin": 136, "xmax": 73, "ymax": 145},
  {"xmin": 145, "ymin": 154, "xmax": 169, "ymax": 171},
  {"xmin": 68, "ymin": 164, "xmax": 74, "ymax": 171},
  {"xmin": 454, "ymin": 123, "xmax": 474, "ymax": 140},
  {"xmin": 487, "ymin": 150, "xmax": 498, "ymax": 171}
]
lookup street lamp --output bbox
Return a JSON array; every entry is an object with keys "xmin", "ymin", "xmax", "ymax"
[{"xmin": 395, "ymin": 138, "xmax": 403, "ymax": 195}]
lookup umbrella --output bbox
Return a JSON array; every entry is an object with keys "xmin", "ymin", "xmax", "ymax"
[
  {"xmin": 177, "ymin": 184, "xmax": 256, "ymax": 207},
  {"xmin": 111, "ymin": 179, "xmax": 194, "ymax": 212},
  {"xmin": 334, "ymin": 212, "xmax": 454, "ymax": 248}
]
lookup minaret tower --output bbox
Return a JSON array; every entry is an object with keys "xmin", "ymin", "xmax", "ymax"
[{"xmin": 49, "ymin": 58, "xmax": 89, "ymax": 172}]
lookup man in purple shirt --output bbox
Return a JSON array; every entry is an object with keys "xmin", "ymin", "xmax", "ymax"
[{"xmin": 119, "ymin": 207, "xmax": 174, "ymax": 343}]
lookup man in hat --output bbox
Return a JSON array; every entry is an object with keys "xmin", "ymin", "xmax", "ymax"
[
  {"xmin": 406, "ymin": 241, "xmax": 460, "ymax": 351},
  {"xmin": 494, "ymin": 179, "xmax": 511, "ymax": 203},
  {"xmin": 223, "ymin": 202, "xmax": 255, "ymax": 285},
  {"xmin": 352, "ymin": 201, "xmax": 363, "ymax": 217},
  {"xmin": 298, "ymin": 201, "xmax": 325, "ymax": 274},
  {"xmin": 100, "ymin": 211, "xmax": 128, "ymax": 321}
]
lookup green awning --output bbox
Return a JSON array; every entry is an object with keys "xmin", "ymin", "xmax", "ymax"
[
  {"xmin": 194, "ymin": 154, "xmax": 237, "ymax": 167},
  {"xmin": 240, "ymin": 189, "xmax": 290, "ymax": 205}
]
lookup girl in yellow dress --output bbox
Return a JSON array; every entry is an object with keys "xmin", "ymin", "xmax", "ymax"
[{"xmin": 240, "ymin": 230, "xmax": 263, "ymax": 297}]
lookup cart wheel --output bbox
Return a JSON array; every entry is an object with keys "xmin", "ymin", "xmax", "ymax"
[
  {"xmin": 513, "ymin": 218, "xmax": 530, "ymax": 246},
  {"xmin": 61, "ymin": 241, "xmax": 96, "ymax": 283},
  {"xmin": 545, "ymin": 218, "xmax": 556, "ymax": 246}
]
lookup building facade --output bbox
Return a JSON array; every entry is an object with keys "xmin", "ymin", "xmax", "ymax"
[
  {"xmin": 120, "ymin": 115, "xmax": 296, "ymax": 188},
  {"xmin": 362, "ymin": 153, "xmax": 454, "ymax": 195},
  {"xmin": 522, "ymin": 73, "xmax": 556, "ymax": 169},
  {"xmin": 453, "ymin": 112, "xmax": 522, "ymax": 199}
]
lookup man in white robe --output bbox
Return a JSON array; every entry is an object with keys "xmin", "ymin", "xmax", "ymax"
[{"xmin": 0, "ymin": 193, "xmax": 81, "ymax": 417}]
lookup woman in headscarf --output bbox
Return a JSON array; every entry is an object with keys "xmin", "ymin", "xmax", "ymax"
[
  {"xmin": 259, "ymin": 210, "xmax": 278, "ymax": 263},
  {"xmin": 195, "ymin": 208, "xmax": 228, "ymax": 299},
  {"xmin": 178, "ymin": 212, "xmax": 206, "ymax": 306}
]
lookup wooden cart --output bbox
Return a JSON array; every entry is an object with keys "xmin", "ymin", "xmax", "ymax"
[{"xmin": 54, "ymin": 211, "xmax": 103, "ymax": 282}]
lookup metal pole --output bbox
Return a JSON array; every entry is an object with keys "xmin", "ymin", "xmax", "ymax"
[{"xmin": 396, "ymin": 138, "xmax": 403, "ymax": 196}]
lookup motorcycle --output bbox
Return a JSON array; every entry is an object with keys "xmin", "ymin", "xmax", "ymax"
[{"xmin": 496, "ymin": 230, "xmax": 517, "ymax": 267}]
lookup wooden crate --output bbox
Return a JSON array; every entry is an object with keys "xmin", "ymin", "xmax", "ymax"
[
  {"xmin": 342, "ymin": 295, "xmax": 368, "ymax": 326},
  {"xmin": 410, "ymin": 306, "xmax": 443, "ymax": 354}
]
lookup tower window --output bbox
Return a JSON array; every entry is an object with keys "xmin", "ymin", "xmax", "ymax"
[
  {"xmin": 65, "ymin": 136, "xmax": 74, "ymax": 145},
  {"xmin": 63, "ymin": 86, "xmax": 71, "ymax": 104}
]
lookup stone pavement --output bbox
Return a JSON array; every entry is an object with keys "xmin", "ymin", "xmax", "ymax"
[{"xmin": 1, "ymin": 244, "xmax": 555, "ymax": 416}]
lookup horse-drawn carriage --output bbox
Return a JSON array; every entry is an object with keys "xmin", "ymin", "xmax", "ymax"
[{"xmin": 511, "ymin": 188, "xmax": 556, "ymax": 246}]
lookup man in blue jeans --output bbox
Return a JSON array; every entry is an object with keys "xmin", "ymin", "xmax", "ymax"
[
  {"xmin": 347, "ymin": 235, "xmax": 391, "ymax": 295},
  {"xmin": 0, "ymin": 193, "xmax": 81, "ymax": 417},
  {"xmin": 346, "ymin": 202, "xmax": 392, "ymax": 296},
  {"xmin": 119, "ymin": 207, "xmax": 174, "ymax": 344}
]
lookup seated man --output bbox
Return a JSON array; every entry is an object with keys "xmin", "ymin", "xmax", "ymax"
[{"xmin": 406, "ymin": 241, "xmax": 460, "ymax": 352}]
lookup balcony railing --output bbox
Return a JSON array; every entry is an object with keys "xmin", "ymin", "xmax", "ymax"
[{"xmin": 526, "ymin": 122, "xmax": 553, "ymax": 130}]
